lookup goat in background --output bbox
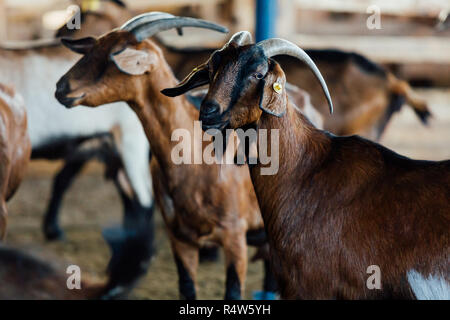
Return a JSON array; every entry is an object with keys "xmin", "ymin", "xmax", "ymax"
[{"xmin": 0, "ymin": 83, "xmax": 31, "ymax": 240}]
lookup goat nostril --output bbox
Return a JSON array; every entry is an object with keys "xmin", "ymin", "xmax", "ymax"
[
  {"xmin": 201, "ymin": 101, "xmax": 220, "ymax": 117},
  {"xmin": 56, "ymin": 79, "xmax": 70, "ymax": 96}
]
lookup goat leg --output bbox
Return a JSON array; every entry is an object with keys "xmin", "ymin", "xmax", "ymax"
[
  {"xmin": 43, "ymin": 158, "xmax": 86, "ymax": 240},
  {"xmin": 170, "ymin": 235, "xmax": 199, "ymax": 300},
  {"xmin": 111, "ymin": 168, "xmax": 155, "ymax": 257},
  {"xmin": 222, "ymin": 228, "xmax": 247, "ymax": 300},
  {"xmin": 263, "ymin": 260, "xmax": 278, "ymax": 294},
  {"xmin": 0, "ymin": 201, "xmax": 6, "ymax": 240}
]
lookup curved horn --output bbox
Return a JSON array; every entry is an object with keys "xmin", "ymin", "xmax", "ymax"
[
  {"xmin": 226, "ymin": 31, "xmax": 253, "ymax": 46},
  {"xmin": 125, "ymin": 16, "xmax": 228, "ymax": 42},
  {"xmin": 121, "ymin": 12, "xmax": 175, "ymax": 31},
  {"xmin": 257, "ymin": 38, "xmax": 333, "ymax": 114}
]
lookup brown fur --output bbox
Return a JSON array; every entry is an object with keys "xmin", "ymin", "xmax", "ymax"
[
  {"xmin": 185, "ymin": 44, "xmax": 449, "ymax": 299},
  {"xmin": 0, "ymin": 84, "xmax": 31, "ymax": 240},
  {"xmin": 55, "ymin": 31, "xmax": 265, "ymax": 299}
]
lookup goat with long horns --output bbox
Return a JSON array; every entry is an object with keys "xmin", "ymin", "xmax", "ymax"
[{"xmin": 163, "ymin": 31, "xmax": 450, "ymax": 300}]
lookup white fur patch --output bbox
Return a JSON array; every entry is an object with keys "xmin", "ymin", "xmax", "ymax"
[{"xmin": 407, "ymin": 269, "xmax": 450, "ymax": 300}]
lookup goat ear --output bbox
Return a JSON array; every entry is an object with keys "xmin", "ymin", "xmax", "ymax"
[
  {"xmin": 110, "ymin": 0, "xmax": 127, "ymax": 7},
  {"xmin": 110, "ymin": 47, "xmax": 156, "ymax": 76},
  {"xmin": 61, "ymin": 37, "xmax": 97, "ymax": 54},
  {"xmin": 161, "ymin": 64, "xmax": 209, "ymax": 97},
  {"xmin": 259, "ymin": 61, "xmax": 287, "ymax": 117}
]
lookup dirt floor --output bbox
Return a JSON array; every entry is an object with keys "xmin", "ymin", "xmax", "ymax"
[{"xmin": 5, "ymin": 88, "xmax": 450, "ymax": 300}]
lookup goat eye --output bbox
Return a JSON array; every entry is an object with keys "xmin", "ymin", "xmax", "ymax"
[{"xmin": 253, "ymin": 72, "xmax": 263, "ymax": 79}]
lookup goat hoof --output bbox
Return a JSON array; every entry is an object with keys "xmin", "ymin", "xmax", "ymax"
[
  {"xmin": 44, "ymin": 225, "xmax": 65, "ymax": 241},
  {"xmin": 199, "ymin": 246, "xmax": 219, "ymax": 263}
]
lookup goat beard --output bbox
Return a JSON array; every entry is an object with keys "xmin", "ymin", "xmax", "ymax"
[
  {"xmin": 210, "ymin": 123, "xmax": 258, "ymax": 167},
  {"xmin": 210, "ymin": 127, "xmax": 230, "ymax": 164},
  {"xmin": 239, "ymin": 122, "xmax": 258, "ymax": 168}
]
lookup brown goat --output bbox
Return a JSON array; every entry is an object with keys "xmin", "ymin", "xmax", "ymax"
[
  {"xmin": 0, "ymin": 83, "xmax": 31, "ymax": 240},
  {"xmin": 54, "ymin": 13, "xmax": 276, "ymax": 300},
  {"xmin": 163, "ymin": 33, "xmax": 450, "ymax": 300}
]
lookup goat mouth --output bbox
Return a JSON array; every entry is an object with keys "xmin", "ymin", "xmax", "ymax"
[
  {"xmin": 201, "ymin": 121, "xmax": 229, "ymax": 131},
  {"xmin": 56, "ymin": 93, "xmax": 86, "ymax": 109}
]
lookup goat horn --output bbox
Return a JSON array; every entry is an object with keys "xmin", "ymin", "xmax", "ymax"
[
  {"xmin": 121, "ymin": 12, "xmax": 175, "ymax": 31},
  {"xmin": 226, "ymin": 31, "xmax": 253, "ymax": 46},
  {"xmin": 122, "ymin": 14, "xmax": 228, "ymax": 43},
  {"xmin": 257, "ymin": 38, "xmax": 333, "ymax": 114}
]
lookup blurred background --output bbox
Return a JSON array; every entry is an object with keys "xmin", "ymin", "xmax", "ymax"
[{"xmin": 2, "ymin": 0, "xmax": 449, "ymax": 299}]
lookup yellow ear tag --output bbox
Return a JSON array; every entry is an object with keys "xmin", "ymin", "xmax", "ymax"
[
  {"xmin": 273, "ymin": 82, "xmax": 283, "ymax": 94},
  {"xmin": 192, "ymin": 67, "xmax": 198, "ymax": 72},
  {"xmin": 81, "ymin": 0, "xmax": 101, "ymax": 12}
]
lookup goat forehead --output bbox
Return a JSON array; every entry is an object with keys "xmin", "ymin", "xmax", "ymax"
[
  {"xmin": 212, "ymin": 47, "xmax": 266, "ymax": 88},
  {"xmin": 71, "ymin": 52, "xmax": 105, "ymax": 77},
  {"xmin": 98, "ymin": 32, "xmax": 131, "ymax": 52},
  {"xmin": 93, "ymin": 30, "xmax": 136, "ymax": 54},
  {"xmin": 216, "ymin": 46, "xmax": 266, "ymax": 75},
  {"xmin": 70, "ymin": 33, "xmax": 133, "ymax": 78},
  {"xmin": 209, "ymin": 46, "xmax": 267, "ymax": 109}
]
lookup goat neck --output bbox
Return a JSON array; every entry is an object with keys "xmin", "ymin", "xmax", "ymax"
[
  {"xmin": 251, "ymin": 99, "xmax": 331, "ymax": 222},
  {"xmin": 127, "ymin": 46, "xmax": 199, "ymax": 169}
]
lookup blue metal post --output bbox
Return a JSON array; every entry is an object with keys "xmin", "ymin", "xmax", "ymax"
[{"xmin": 255, "ymin": 0, "xmax": 278, "ymax": 42}]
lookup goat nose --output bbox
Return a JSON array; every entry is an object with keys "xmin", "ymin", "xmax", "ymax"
[
  {"xmin": 55, "ymin": 78, "xmax": 70, "ymax": 96},
  {"xmin": 200, "ymin": 100, "xmax": 227, "ymax": 131},
  {"xmin": 201, "ymin": 101, "xmax": 220, "ymax": 118}
]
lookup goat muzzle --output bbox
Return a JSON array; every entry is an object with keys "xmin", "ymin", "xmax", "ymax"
[
  {"xmin": 55, "ymin": 94, "xmax": 86, "ymax": 109},
  {"xmin": 55, "ymin": 79, "xmax": 85, "ymax": 108},
  {"xmin": 200, "ymin": 100, "xmax": 228, "ymax": 131}
]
